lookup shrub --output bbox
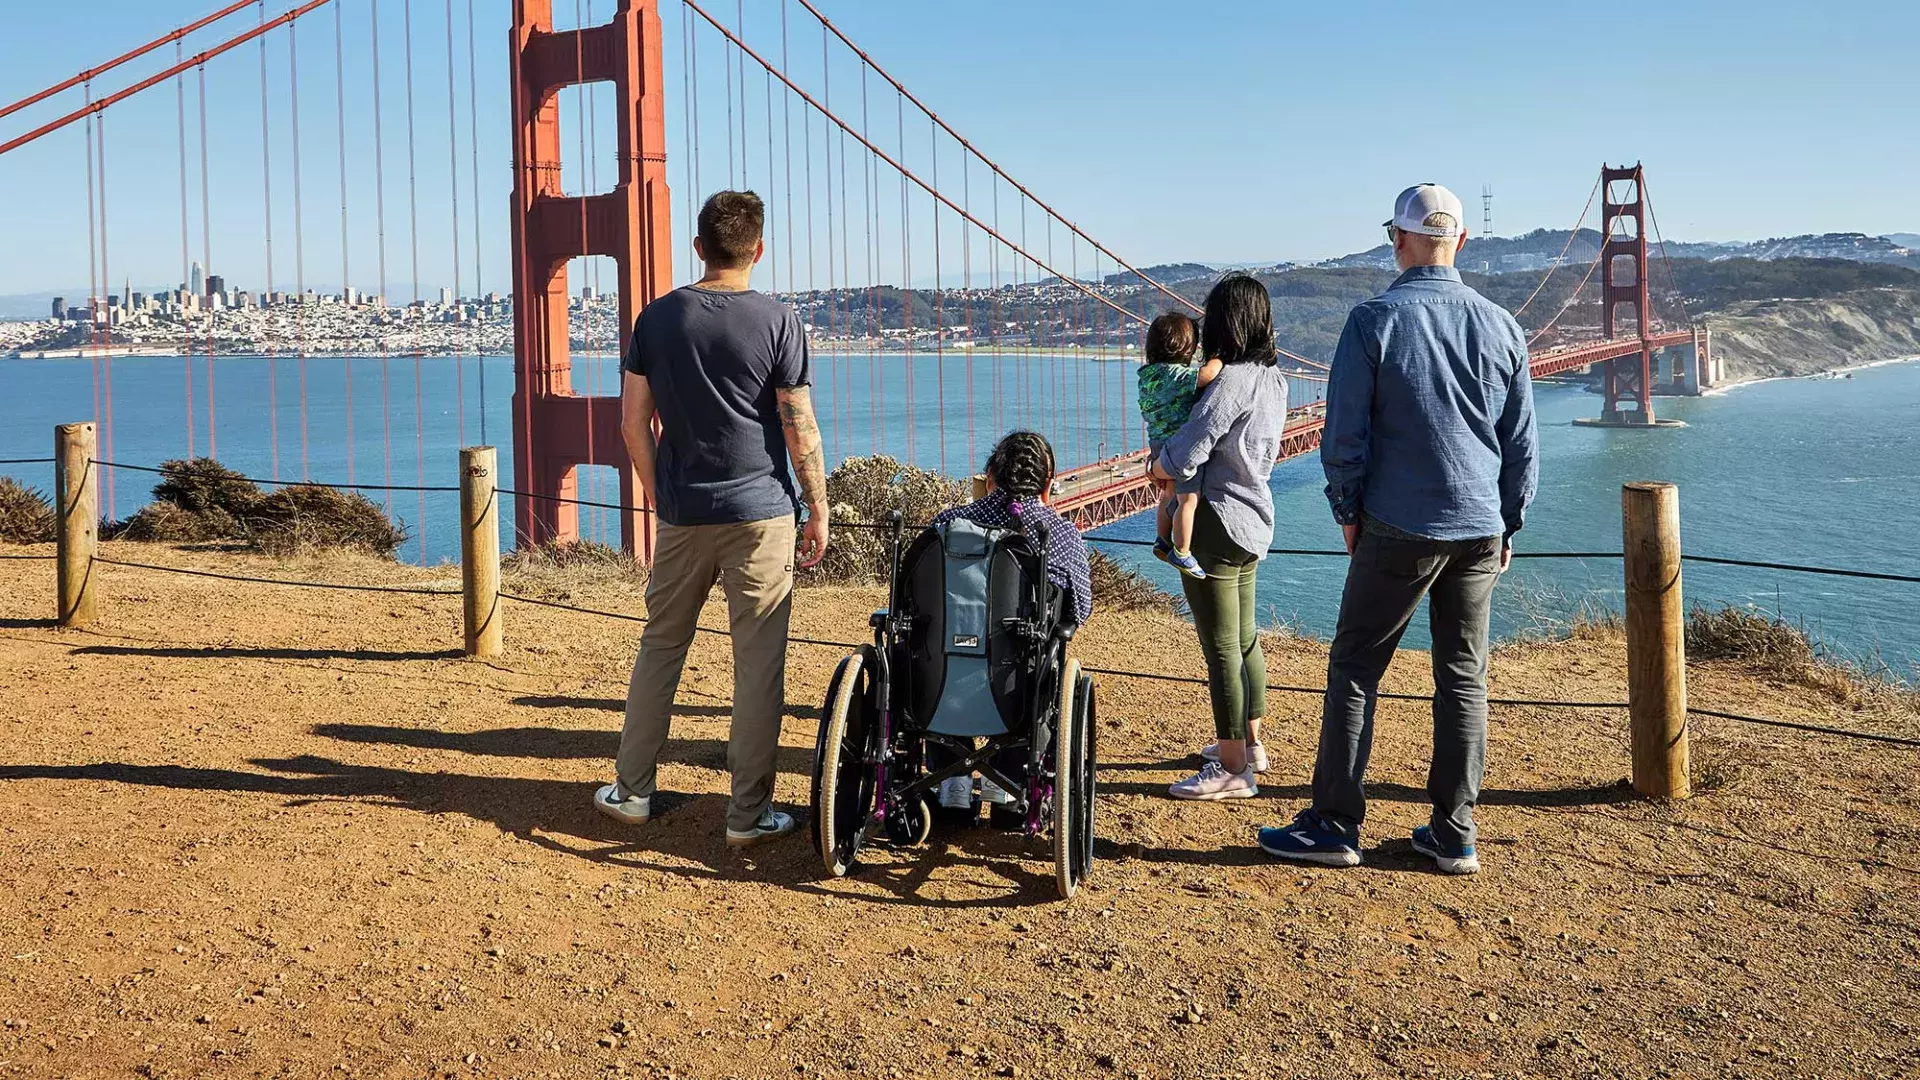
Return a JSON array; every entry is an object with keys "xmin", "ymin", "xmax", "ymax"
[
  {"xmin": 807, "ymin": 455, "xmax": 969, "ymax": 585},
  {"xmin": 150, "ymin": 458, "xmax": 264, "ymax": 538},
  {"xmin": 0, "ymin": 477, "xmax": 56, "ymax": 543},
  {"xmin": 243, "ymin": 484, "xmax": 408, "ymax": 557}
]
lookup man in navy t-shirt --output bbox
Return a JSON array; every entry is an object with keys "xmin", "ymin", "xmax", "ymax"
[{"xmin": 591, "ymin": 190, "xmax": 830, "ymax": 849}]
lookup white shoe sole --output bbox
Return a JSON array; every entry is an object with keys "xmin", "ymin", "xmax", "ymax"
[
  {"xmin": 1258, "ymin": 839, "xmax": 1362, "ymax": 867},
  {"xmin": 1410, "ymin": 836, "xmax": 1479, "ymax": 875},
  {"xmin": 592, "ymin": 784, "xmax": 650, "ymax": 826},
  {"xmin": 1167, "ymin": 783, "xmax": 1259, "ymax": 802},
  {"xmin": 726, "ymin": 821, "xmax": 799, "ymax": 848}
]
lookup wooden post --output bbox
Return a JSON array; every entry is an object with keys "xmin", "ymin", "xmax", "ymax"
[
  {"xmin": 1622, "ymin": 481, "xmax": 1689, "ymax": 798},
  {"xmin": 55, "ymin": 422, "xmax": 98, "ymax": 628},
  {"xmin": 461, "ymin": 446, "xmax": 504, "ymax": 658}
]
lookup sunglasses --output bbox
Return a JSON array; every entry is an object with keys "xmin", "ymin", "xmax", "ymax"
[{"xmin": 1385, "ymin": 224, "xmax": 1401, "ymax": 245}]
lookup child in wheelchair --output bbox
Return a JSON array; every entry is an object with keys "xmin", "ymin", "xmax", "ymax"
[
  {"xmin": 811, "ymin": 430, "xmax": 1101, "ymax": 898},
  {"xmin": 925, "ymin": 431, "xmax": 1094, "ymax": 820}
]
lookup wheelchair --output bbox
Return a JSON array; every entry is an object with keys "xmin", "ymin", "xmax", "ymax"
[{"xmin": 809, "ymin": 511, "xmax": 1099, "ymax": 899}]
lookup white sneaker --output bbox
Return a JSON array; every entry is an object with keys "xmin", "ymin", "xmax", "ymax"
[
  {"xmin": 1200, "ymin": 741, "xmax": 1270, "ymax": 773},
  {"xmin": 938, "ymin": 775, "xmax": 975, "ymax": 810},
  {"xmin": 726, "ymin": 809, "xmax": 800, "ymax": 848},
  {"xmin": 1168, "ymin": 761, "xmax": 1258, "ymax": 801},
  {"xmin": 592, "ymin": 782, "xmax": 651, "ymax": 825},
  {"xmin": 978, "ymin": 776, "xmax": 1017, "ymax": 805}
]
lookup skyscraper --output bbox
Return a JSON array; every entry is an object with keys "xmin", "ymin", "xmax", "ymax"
[
  {"xmin": 207, "ymin": 274, "xmax": 226, "ymax": 299},
  {"xmin": 50, "ymin": 297, "xmax": 65, "ymax": 321},
  {"xmin": 191, "ymin": 261, "xmax": 205, "ymax": 297}
]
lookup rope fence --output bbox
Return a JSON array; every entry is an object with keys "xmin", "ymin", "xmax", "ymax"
[
  {"xmin": 10, "ymin": 438, "xmax": 1918, "ymax": 763},
  {"xmin": 89, "ymin": 458, "xmax": 459, "ymax": 494}
]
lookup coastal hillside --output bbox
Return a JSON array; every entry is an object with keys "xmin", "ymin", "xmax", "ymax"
[
  {"xmin": 1, "ymin": 544, "xmax": 1916, "ymax": 1077},
  {"xmin": 1704, "ymin": 286, "xmax": 1920, "ymax": 380}
]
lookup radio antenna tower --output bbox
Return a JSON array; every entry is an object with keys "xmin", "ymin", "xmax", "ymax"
[{"xmin": 1482, "ymin": 184, "xmax": 1494, "ymax": 238}]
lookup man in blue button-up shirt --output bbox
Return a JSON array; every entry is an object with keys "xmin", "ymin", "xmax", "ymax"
[{"xmin": 1259, "ymin": 184, "xmax": 1538, "ymax": 876}]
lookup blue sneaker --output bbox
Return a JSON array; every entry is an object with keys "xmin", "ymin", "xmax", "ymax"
[
  {"xmin": 1165, "ymin": 548, "xmax": 1206, "ymax": 580},
  {"xmin": 1410, "ymin": 825, "xmax": 1480, "ymax": 875},
  {"xmin": 1256, "ymin": 810, "xmax": 1361, "ymax": 867}
]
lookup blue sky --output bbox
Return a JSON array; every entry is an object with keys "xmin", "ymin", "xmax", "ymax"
[{"xmin": 2, "ymin": 0, "xmax": 1916, "ymax": 298}]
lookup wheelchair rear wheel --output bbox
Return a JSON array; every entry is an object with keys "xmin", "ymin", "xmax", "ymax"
[
  {"xmin": 1053, "ymin": 660, "xmax": 1097, "ymax": 899},
  {"xmin": 812, "ymin": 646, "xmax": 879, "ymax": 877}
]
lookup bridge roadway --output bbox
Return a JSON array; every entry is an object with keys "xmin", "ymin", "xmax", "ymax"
[{"xmin": 1050, "ymin": 333, "xmax": 1691, "ymax": 532}]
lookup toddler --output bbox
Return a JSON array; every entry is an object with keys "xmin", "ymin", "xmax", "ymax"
[{"xmin": 1137, "ymin": 312, "xmax": 1220, "ymax": 578}]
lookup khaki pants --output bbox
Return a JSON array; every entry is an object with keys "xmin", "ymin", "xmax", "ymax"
[{"xmin": 616, "ymin": 514, "xmax": 796, "ymax": 833}]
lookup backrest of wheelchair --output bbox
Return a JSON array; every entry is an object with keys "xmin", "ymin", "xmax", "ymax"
[{"xmin": 894, "ymin": 517, "xmax": 1064, "ymax": 738}]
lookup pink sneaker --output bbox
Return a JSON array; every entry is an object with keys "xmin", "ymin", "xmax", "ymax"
[
  {"xmin": 1200, "ymin": 741, "xmax": 1270, "ymax": 773},
  {"xmin": 1168, "ymin": 761, "xmax": 1258, "ymax": 801}
]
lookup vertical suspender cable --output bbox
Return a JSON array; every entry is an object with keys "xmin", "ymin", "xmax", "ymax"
[
  {"xmin": 736, "ymin": 0, "xmax": 747, "ymax": 191},
  {"xmin": 97, "ymin": 113, "xmax": 117, "ymax": 520},
  {"xmin": 84, "ymin": 107, "xmax": 99, "ymax": 440},
  {"xmin": 371, "ymin": 0, "xmax": 393, "ymax": 506},
  {"xmin": 336, "ymin": 1, "xmax": 355, "ymax": 481},
  {"xmin": 290, "ymin": 22, "xmax": 310, "ymax": 480},
  {"xmin": 466, "ymin": 0, "xmax": 486, "ymax": 443},
  {"xmin": 581, "ymin": 0, "xmax": 601, "ymax": 542},
  {"xmin": 199, "ymin": 66, "xmax": 217, "ymax": 458},
  {"xmin": 820, "ymin": 25, "xmax": 838, "ymax": 470},
  {"xmin": 779, "ymin": 0, "xmax": 795, "ymax": 303},
  {"xmin": 404, "ymin": 0, "xmax": 427, "ymax": 563},
  {"xmin": 859, "ymin": 64, "xmax": 876, "ymax": 458},
  {"xmin": 446, "ymin": 0, "xmax": 465, "ymax": 451},
  {"xmin": 260, "ymin": 2, "xmax": 279, "ymax": 481},
  {"xmin": 896, "ymin": 88, "xmax": 912, "ymax": 466},
  {"xmin": 834, "ymin": 71, "xmax": 852, "ymax": 469},
  {"xmin": 176, "ymin": 45, "xmax": 196, "ymax": 459},
  {"xmin": 930, "ymin": 116, "xmax": 945, "ymax": 476},
  {"xmin": 960, "ymin": 152, "xmax": 975, "ymax": 471}
]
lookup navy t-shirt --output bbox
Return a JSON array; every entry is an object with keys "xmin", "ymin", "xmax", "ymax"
[{"xmin": 623, "ymin": 285, "xmax": 812, "ymax": 527}]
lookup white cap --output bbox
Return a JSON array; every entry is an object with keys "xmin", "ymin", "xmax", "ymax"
[{"xmin": 1385, "ymin": 183, "xmax": 1467, "ymax": 238}]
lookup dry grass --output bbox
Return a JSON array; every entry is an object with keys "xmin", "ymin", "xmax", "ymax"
[
  {"xmin": 502, "ymin": 538, "xmax": 645, "ymax": 596},
  {"xmin": 1686, "ymin": 602, "xmax": 1919, "ymax": 722},
  {"xmin": 0, "ymin": 476, "xmax": 55, "ymax": 543},
  {"xmin": 1088, "ymin": 548, "xmax": 1184, "ymax": 614}
]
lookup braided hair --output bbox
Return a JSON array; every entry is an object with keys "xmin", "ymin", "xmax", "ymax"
[{"xmin": 984, "ymin": 430, "xmax": 1056, "ymax": 502}]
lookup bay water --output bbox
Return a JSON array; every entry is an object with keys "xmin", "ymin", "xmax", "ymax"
[{"xmin": 3, "ymin": 351, "xmax": 1915, "ymax": 671}]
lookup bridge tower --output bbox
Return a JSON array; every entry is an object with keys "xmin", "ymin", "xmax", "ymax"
[
  {"xmin": 509, "ymin": 0, "xmax": 672, "ymax": 558},
  {"xmin": 1598, "ymin": 163, "xmax": 1655, "ymax": 424}
]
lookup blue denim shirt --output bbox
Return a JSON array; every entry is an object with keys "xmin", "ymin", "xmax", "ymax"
[{"xmin": 1322, "ymin": 265, "xmax": 1538, "ymax": 541}]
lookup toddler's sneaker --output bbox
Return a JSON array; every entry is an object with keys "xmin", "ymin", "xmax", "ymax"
[
  {"xmin": 1166, "ymin": 548, "xmax": 1206, "ymax": 579},
  {"xmin": 1168, "ymin": 761, "xmax": 1258, "ymax": 801},
  {"xmin": 1152, "ymin": 536, "xmax": 1175, "ymax": 563},
  {"xmin": 1256, "ymin": 809, "xmax": 1362, "ymax": 867},
  {"xmin": 726, "ymin": 808, "xmax": 799, "ymax": 848},
  {"xmin": 591, "ymin": 782, "xmax": 651, "ymax": 825},
  {"xmin": 1410, "ymin": 824, "xmax": 1480, "ymax": 875},
  {"xmin": 1200, "ymin": 740, "xmax": 1270, "ymax": 773}
]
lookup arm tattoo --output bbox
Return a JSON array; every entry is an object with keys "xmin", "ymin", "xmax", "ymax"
[{"xmin": 778, "ymin": 390, "xmax": 829, "ymax": 509}]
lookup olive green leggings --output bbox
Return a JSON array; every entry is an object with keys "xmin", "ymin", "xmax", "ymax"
[{"xmin": 1179, "ymin": 501, "xmax": 1267, "ymax": 741}]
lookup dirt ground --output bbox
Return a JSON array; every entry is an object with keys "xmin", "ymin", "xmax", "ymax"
[{"xmin": 1, "ymin": 542, "xmax": 1917, "ymax": 1080}]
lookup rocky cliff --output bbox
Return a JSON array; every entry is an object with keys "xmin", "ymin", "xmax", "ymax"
[{"xmin": 1706, "ymin": 286, "xmax": 1920, "ymax": 380}]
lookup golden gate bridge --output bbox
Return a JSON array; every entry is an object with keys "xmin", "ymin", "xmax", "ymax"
[{"xmin": 1, "ymin": 0, "xmax": 1711, "ymax": 553}]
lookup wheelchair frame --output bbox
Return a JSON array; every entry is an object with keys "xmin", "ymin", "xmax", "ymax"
[{"xmin": 810, "ymin": 510, "xmax": 1098, "ymax": 900}]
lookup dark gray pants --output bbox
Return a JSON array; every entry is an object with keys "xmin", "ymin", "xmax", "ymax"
[{"xmin": 1311, "ymin": 526, "xmax": 1502, "ymax": 851}]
